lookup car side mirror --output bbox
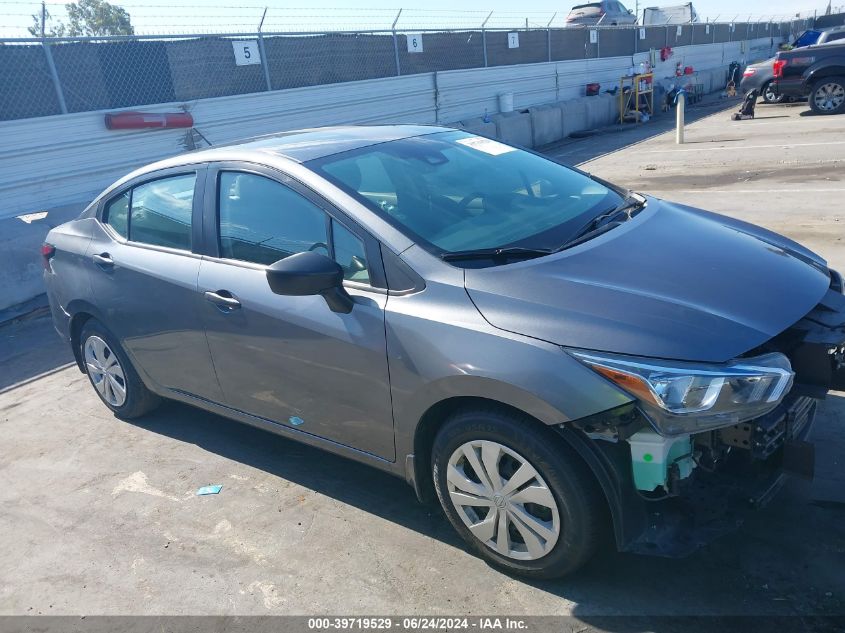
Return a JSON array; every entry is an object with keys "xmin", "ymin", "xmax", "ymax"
[
  {"xmin": 266, "ymin": 251, "xmax": 354, "ymax": 314},
  {"xmin": 628, "ymin": 8, "xmax": 633, "ymax": 13}
]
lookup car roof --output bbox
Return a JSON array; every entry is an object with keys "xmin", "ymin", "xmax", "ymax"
[
  {"xmin": 190, "ymin": 124, "xmax": 451, "ymax": 165},
  {"xmin": 100, "ymin": 124, "xmax": 456, "ymax": 204}
]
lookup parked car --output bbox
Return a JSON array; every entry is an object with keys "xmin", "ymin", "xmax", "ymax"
[
  {"xmin": 43, "ymin": 126, "xmax": 845, "ymax": 578},
  {"xmin": 774, "ymin": 40, "xmax": 845, "ymax": 114},
  {"xmin": 641, "ymin": 3, "xmax": 698, "ymax": 25},
  {"xmin": 564, "ymin": 1, "xmax": 637, "ymax": 26},
  {"xmin": 741, "ymin": 25, "xmax": 845, "ymax": 103}
]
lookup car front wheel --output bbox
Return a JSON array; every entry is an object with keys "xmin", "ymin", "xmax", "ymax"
[
  {"xmin": 80, "ymin": 319, "xmax": 161, "ymax": 419},
  {"xmin": 809, "ymin": 76, "xmax": 845, "ymax": 115},
  {"xmin": 431, "ymin": 407, "xmax": 605, "ymax": 579}
]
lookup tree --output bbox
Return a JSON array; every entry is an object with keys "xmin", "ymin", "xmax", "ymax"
[{"xmin": 29, "ymin": 0, "xmax": 134, "ymax": 38}]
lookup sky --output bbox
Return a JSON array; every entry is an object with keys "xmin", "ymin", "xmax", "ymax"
[{"xmin": 0, "ymin": 0, "xmax": 835, "ymax": 38}]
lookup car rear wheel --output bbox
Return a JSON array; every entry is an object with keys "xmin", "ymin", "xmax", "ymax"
[
  {"xmin": 809, "ymin": 77, "xmax": 845, "ymax": 115},
  {"xmin": 80, "ymin": 319, "xmax": 161, "ymax": 419},
  {"xmin": 761, "ymin": 81, "xmax": 784, "ymax": 104},
  {"xmin": 431, "ymin": 406, "xmax": 605, "ymax": 579}
]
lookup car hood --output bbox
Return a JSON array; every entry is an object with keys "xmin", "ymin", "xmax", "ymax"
[{"xmin": 464, "ymin": 198, "xmax": 832, "ymax": 363}]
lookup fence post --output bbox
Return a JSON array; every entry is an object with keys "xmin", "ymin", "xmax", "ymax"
[
  {"xmin": 392, "ymin": 9, "xmax": 403, "ymax": 76},
  {"xmin": 257, "ymin": 8, "xmax": 272, "ymax": 91},
  {"xmin": 258, "ymin": 34, "xmax": 272, "ymax": 91},
  {"xmin": 481, "ymin": 11, "xmax": 493, "ymax": 68},
  {"xmin": 546, "ymin": 13, "xmax": 556, "ymax": 63},
  {"xmin": 434, "ymin": 70, "xmax": 440, "ymax": 123},
  {"xmin": 42, "ymin": 40, "xmax": 67, "ymax": 114}
]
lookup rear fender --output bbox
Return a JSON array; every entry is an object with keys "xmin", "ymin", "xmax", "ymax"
[{"xmin": 804, "ymin": 56, "xmax": 845, "ymax": 86}]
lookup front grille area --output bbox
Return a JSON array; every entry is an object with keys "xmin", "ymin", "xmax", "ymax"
[{"xmin": 718, "ymin": 396, "xmax": 815, "ymax": 460}]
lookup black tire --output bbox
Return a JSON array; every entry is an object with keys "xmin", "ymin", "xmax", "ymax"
[
  {"xmin": 79, "ymin": 319, "xmax": 161, "ymax": 419},
  {"xmin": 808, "ymin": 76, "xmax": 845, "ymax": 115},
  {"xmin": 431, "ymin": 406, "xmax": 606, "ymax": 579},
  {"xmin": 760, "ymin": 81, "xmax": 784, "ymax": 104}
]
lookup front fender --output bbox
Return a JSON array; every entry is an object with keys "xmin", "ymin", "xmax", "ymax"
[{"xmin": 385, "ymin": 280, "xmax": 634, "ymax": 461}]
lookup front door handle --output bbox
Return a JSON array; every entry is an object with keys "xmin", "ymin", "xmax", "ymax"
[
  {"xmin": 92, "ymin": 253, "xmax": 114, "ymax": 269},
  {"xmin": 204, "ymin": 290, "xmax": 241, "ymax": 311}
]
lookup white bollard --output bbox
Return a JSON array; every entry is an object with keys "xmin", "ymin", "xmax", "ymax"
[{"xmin": 676, "ymin": 91, "xmax": 685, "ymax": 145}]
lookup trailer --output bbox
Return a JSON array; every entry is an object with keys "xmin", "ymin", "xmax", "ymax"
[{"xmin": 642, "ymin": 3, "xmax": 698, "ymax": 24}]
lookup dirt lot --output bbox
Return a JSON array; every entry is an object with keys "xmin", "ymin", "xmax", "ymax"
[{"xmin": 1, "ymin": 100, "xmax": 844, "ymax": 618}]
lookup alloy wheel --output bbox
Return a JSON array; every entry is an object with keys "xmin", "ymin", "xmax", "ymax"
[
  {"xmin": 84, "ymin": 335, "xmax": 127, "ymax": 407},
  {"xmin": 813, "ymin": 82, "xmax": 845, "ymax": 112},
  {"xmin": 446, "ymin": 440, "xmax": 560, "ymax": 560}
]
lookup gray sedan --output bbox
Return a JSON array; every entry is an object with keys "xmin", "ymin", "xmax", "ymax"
[{"xmin": 43, "ymin": 126, "xmax": 845, "ymax": 578}]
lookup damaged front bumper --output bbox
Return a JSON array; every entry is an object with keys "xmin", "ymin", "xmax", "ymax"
[
  {"xmin": 581, "ymin": 275, "xmax": 845, "ymax": 557},
  {"xmin": 625, "ymin": 394, "xmax": 817, "ymax": 557}
]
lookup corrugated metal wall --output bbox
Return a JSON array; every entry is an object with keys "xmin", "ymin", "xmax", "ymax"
[{"xmin": 0, "ymin": 37, "xmax": 775, "ymax": 220}]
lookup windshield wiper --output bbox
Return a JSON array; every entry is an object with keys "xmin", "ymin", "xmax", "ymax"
[
  {"xmin": 441, "ymin": 246, "xmax": 554, "ymax": 262},
  {"xmin": 554, "ymin": 194, "xmax": 646, "ymax": 252}
]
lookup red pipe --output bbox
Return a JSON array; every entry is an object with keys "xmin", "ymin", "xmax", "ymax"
[{"xmin": 105, "ymin": 111, "xmax": 194, "ymax": 130}]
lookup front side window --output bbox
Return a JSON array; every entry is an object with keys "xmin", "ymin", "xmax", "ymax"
[
  {"xmin": 129, "ymin": 174, "xmax": 195, "ymax": 250},
  {"xmin": 312, "ymin": 131, "xmax": 621, "ymax": 258},
  {"xmin": 218, "ymin": 172, "xmax": 329, "ymax": 266},
  {"xmin": 217, "ymin": 172, "xmax": 372, "ymax": 283},
  {"xmin": 332, "ymin": 219, "xmax": 369, "ymax": 283}
]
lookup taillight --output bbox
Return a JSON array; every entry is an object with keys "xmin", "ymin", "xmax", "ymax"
[
  {"xmin": 41, "ymin": 243, "xmax": 55, "ymax": 270},
  {"xmin": 743, "ymin": 68, "xmax": 756, "ymax": 77},
  {"xmin": 773, "ymin": 59, "xmax": 787, "ymax": 78}
]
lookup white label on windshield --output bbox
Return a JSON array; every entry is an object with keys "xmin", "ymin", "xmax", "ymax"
[{"xmin": 456, "ymin": 136, "xmax": 516, "ymax": 156}]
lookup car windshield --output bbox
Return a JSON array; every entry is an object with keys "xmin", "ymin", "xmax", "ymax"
[
  {"xmin": 569, "ymin": 3, "xmax": 603, "ymax": 16},
  {"xmin": 310, "ymin": 131, "xmax": 622, "ymax": 260},
  {"xmin": 793, "ymin": 30, "xmax": 821, "ymax": 48}
]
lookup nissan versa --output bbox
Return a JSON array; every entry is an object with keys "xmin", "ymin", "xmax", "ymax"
[{"xmin": 43, "ymin": 126, "xmax": 845, "ymax": 578}]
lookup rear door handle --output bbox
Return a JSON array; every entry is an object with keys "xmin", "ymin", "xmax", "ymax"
[
  {"xmin": 204, "ymin": 290, "xmax": 241, "ymax": 311},
  {"xmin": 92, "ymin": 253, "xmax": 114, "ymax": 269}
]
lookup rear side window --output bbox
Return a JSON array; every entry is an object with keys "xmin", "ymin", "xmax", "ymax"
[
  {"xmin": 104, "ymin": 191, "xmax": 129, "ymax": 239},
  {"xmin": 827, "ymin": 32, "xmax": 845, "ymax": 42},
  {"xmin": 129, "ymin": 174, "xmax": 195, "ymax": 250}
]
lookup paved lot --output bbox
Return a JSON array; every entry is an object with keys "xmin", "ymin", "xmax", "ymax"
[{"xmin": 1, "ymin": 101, "xmax": 844, "ymax": 618}]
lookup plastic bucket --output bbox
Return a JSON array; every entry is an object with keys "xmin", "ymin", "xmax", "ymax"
[{"xmin": 498, "ymin": 92, "xmax": 514, "ymax": 113}]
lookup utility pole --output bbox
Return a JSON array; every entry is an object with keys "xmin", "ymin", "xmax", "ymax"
[{"xmin": 41, "ymin": 0, "xmax": 46, "ymax": 38}]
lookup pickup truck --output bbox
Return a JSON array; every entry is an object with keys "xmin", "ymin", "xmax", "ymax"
[
  {"xmin": 741, "ymin": 25, "xmax": 845, "ymax": 103},
  {"xmin": 773, "ymin": 40, "xmax": 845, "ymax": 114}
]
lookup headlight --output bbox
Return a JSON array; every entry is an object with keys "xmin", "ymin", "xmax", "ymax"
[{"xmin": 569, "ymin": 350, "xmax": 794, "ymax": 436}]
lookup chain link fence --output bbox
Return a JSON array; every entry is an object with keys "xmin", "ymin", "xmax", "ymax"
[{"xmin": 1, "ymin": 15, "xmax": 832, "ymax": 122}]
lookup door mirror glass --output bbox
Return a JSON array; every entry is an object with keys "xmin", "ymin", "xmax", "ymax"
[{"xmin": 266, "ymin": 251, "xmax": 353, "ymax": 313}]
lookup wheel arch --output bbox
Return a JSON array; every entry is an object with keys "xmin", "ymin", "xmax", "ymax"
[
  {"xmin": 805, "ymin": 61, "xmax": 845, "ymax": 85},
  {"xmin": 407, "ymin": 395, "xmax": 630, "ymax": 550},
  {"xmin": 66, "ymin": 300, "xmax": 106, "ymax": 373}
]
